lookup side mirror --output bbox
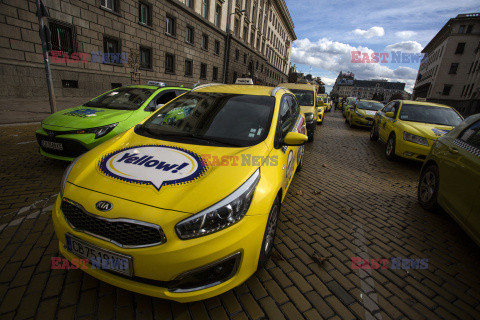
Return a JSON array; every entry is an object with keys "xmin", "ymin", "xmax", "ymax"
[
  {"xmin": 385, "ymin": 111, "xmax": 394, "ymax": 118},
  {"xmin": 283, "ymin": 132, "xmax": 308, "ymax": 146}
]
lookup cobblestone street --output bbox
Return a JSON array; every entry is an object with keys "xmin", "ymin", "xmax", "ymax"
[{"xmin": 1, "ymin": 110, "xmax": 480, "ymax": 319}]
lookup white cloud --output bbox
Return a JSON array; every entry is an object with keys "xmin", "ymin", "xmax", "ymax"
[
  {"xmin": 395, "ymin": 31, "xmax": 417, "ymax": 39},
  {"xmin": 352, "ymin": 26, "xmax": 385, "ymax": 39},
  {"xmin": 385, "ymin": 41, "xmax": 423, "ymax": 53},
  {"xmin": 291, "ymin": 38, "xmax": 418, "ymax": 92}
]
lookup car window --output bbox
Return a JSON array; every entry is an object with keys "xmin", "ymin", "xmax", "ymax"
[
  {"xmin": 383, "ymin": 102, "xmax": 395, "ymax": 113},
  {"xmin": 156, "ymin": 91, "xmax": 178, "ymax": 105},
  {"xmin": 289, "ymin": 89, "xmax": 315, "ymax": 106},
  {"xmin": 288, "ymin": 94, "xmax": 300, "ymax": 119},
  {"xmin": 459, "ymin": 120, "xmax": 480, "ymax": 149},
  {"xmin": 84, "ymin": 87, "xmax": 156, "ymax": 110},
  {"xmin": 279, "ymin": 95, "xmax": 294, "ymax": 138}
]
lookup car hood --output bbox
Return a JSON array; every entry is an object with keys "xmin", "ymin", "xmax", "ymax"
[
  {"xmin": 400, "ymin": 121, "xmax": 454, "ymax": 140},
  {"xmin": 42, "ymin": 106, "xmax": 134, "ymax": 129},
  {"xmin": 66, "ymin": 129, "xmax": 268, "ymax": 214}
]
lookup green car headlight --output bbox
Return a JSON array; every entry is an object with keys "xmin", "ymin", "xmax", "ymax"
[
  {"xmin": 176, "ymin": 169, "xmax": 260, "ymax": 239},
  {"xmin": 73, "ymin": 123, "xmax": 118, "ymax": 139},
  {"xmin": 403, "ymin": 132, "xmax": 428, "ymax": 146}
]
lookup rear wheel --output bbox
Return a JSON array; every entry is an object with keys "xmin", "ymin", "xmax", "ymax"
[
  {"xmin": 386, "ymin": 134, "xmax": 397, "ymax": 161},
  {"xmin": 370, "ymin": 123, "xmax": 379, "ymax": 141},
  {"xmin": 258, "ymin": 197, "xmax": 280, "ymax": 269},
  {"xmin": 418, "ymin": 165, "xmax": 440, "ymax": 211}
]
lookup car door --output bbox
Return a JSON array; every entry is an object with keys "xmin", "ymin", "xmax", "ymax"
[
  {"xmin": 378, "ymin": 102, "xmax": 395, "ymax": 141},
  {"xmin": 441, "ymin": 120, "xmax": 480, "ymax": 227}
]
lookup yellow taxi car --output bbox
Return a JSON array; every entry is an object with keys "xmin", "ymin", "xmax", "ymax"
[
  {"xmin": 279, "ymin": 83, "xmax": 317, "ymax": 141},
  {"xmin": 346, "ymin": 100, "xmax": 384, "ymax": 128},
  {"xmin": 52, "ymin": 84, "xmax": 308, "ymax": 302},
  {"xmin": 418, "ymin": 114, "xmax": 480, "ymax": 246},
  {"xmin": 370, "ymin": 100, "xmax": 463, "ymax": 161},
  {"xmin": 316, "ymin": 98, "xmax": 325, "ymax": 124}
]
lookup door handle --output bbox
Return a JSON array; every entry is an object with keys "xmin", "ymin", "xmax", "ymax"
[{"xmin": 449, "ymin": 147, "xmax": 459, "ymax": 154}]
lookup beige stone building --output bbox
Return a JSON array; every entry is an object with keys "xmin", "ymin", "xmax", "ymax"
[
  {"xmin": 413, "ymin": 13, "xmax": 480, "ymax": 116},
  {"xmin": 0, "ymin": 0, "xmax": 295, "ymax": 98}
]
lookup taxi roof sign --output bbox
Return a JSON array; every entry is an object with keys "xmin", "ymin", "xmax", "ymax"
[
  {"xmin": 147, "ymin": 81, "xmax": 166, "ymax": 87},
  {"xmin": 235, "ymin": 78, "xmax": 254, "ymax": 85}
]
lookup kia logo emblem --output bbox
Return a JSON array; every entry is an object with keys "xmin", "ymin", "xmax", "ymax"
[{"xmin": 95, "ymin": 201, "xmax": 113, "ymax": 212}]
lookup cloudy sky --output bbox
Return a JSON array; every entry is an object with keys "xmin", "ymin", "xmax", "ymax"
[{"xmin": 285, "ymin": 0, "xmax": 479, "ymax": 93}]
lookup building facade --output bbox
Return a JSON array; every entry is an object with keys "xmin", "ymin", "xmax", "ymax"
[
  {"xmin": 413, "ymin": 13, "xmax": 480, "ymax": 116},
  {"xmin": 0, "ymin": 0, "xmax": 295, "ymax": 98}
]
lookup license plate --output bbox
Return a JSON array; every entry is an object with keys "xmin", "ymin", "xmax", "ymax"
[
  {"xmin": 66, "ymin": 234, "xmax": 133, "ymax": 276},
  {"xmin": 367, "ymin": 121, "xmax": 373, "ymax": 125},
  {"xmin": 41, "ymin": 140, "xmax": 63, "ymax": 150}
]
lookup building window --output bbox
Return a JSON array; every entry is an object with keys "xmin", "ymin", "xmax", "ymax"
[
  {"xmin": 186, "ymin": 0, "xmax": 194, "ymax": 9},
  {"xmin": 212, "ymin": 66, "xmax": 218, "ymax": 81},
  {"xmin": 468, "ymin": 83, "xmax": 475, "ymax": 97},
  {"xmin": 449, "ymin": 63, "xmax": 458, "ymax": 74},
  {"xmin": 166, "ymin": 15, "xmax": 176, "ymax": 36},
  {"xmin": 243, "ymin": 53, "xmax": 247, "ymax": 64},
  {"xmin": 250, "ymin": 31, "xmax": 254, "ymax": 45},
  {"xmin": 214, "ymin": 40, "xmax": 220, "ymax": 55},
  {"xmin": 243, "ymin": 26, "xmax": 248, "ymax": 41},
  {"xmin": 442, "ymin": 84, "xmax": 452, "ymax": 96},
  {"xmin": 186, "ymin": 26, "xmax": 194, "ymax": 44},
  {"xmin": 202, "ymin": 34, "xmax": 209, "ymax": 50},
  {"xmin": 139, "ymin": 2, "xmax": 151, "ymax": 26},
  {"xmin": 200, "ymin": 63, "xmax": 207, "ymax": 79},
  {"xmin": 49, "ymin": 20, "xmax": 75, "ymax": 53},
  {"xmin": 455, "ymin": 42, "xmax": 465, "ymax": 54},
  {"xmin": 62, "ymin": 80, "xmax": 78, "ymax": 88},
  {"xmin": 111, "ymin": 83, "xmax": 122, "ymax": 89},
  {"xmin": 101, "ymin": 0, "xmax": 118, "ymax": 12},
  {"xmin": 461, "ymin": 85, "xmax": 466, "ymax": 96},
  {"xmin": 165, "ymin": 53, "xmax": 175, "ymax": 73},
  {"xmin": 459, "ymin": 25, "xmax": 465, "ymax": 33},
  {"xmin": 185, "ymin": 59, "xmax": 193, "ymax": 76},
  {"xmin": 466, "ymin": 25, "xmax": 473, "ymax": 34},
  {"xmin": 215, "ymin": 3, "xmax": 222, "ymax": 28},
  {"xmin": 235, "ymin": 49, "xmax": 239, "ymax": 61},
  {"xmin": 202, "ymin": 0, "xmax": 209, "ymax": 19},
  {"xmin": 140, "ymin": 46, "xmax": 152, "ymax": 69},
  {"xmin": 233, "ymin": 71, "xmax": 237, "ymax": 82},
  {"xmin": 103, "ymin": 36, "xmax": 121, "ymax": 64}
]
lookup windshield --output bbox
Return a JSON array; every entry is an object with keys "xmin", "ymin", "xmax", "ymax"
[
  {"xmin": 358, "ymin": 101, "xmax": 384, "ymax": 111},
  {"xmin": 139, "ymin": 92, "xmax": 274, "ymax": 147},
  {"xmin": 399, "ymin": 104, "xmax": 463, "ymax": 126},
  {"xmin": 84, "ymin": 87, "xmax": 156, "ymax": 110},
  {"xmin": 289, "ymin": 89, "xmax": 315, "ymax": 106}
]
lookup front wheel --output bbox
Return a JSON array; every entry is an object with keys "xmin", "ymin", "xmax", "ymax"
[
  {"xmin": 370, "ymin": 123, "xmax": 379, "ymax": 141},
  {"xmin": 386, "ymin": 134, "xmax": 397, "ymax": 161},
  {"xmin": 258, "ymin": 197, "xmax": 280, "ymax": 269},
  {"xmin": 418, "ymin": 165, "xmax": 440, "ymax": 211}
]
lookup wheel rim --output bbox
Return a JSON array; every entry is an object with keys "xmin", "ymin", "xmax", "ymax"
[
  {"xmin": 264, "ymin": 205, "xmax": 278, "ymax": 254},
  {"xmin": 419, "ymin": 171, "xmax": 436, "ymax": 202},
  {"xmin": 386, "ymin": 137, "xmax": 393, "ymax": 155}
]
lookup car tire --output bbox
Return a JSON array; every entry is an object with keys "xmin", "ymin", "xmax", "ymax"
[
  {"xmin": 418, "ymin": 164, "xmax": 440, "ymax": 212},
  {"xmin": 296, "ymin": 147, "xmax": 304, "ymax": 172},
  {"xmin": 386, "ymin": 133, "xmax": 397, "ymax": 161},
  {"xmin": 258, "ymin": 196, "xmax": 280, "ymax": 269},
  {"xmin": 370, "ymin": 123, "xmax": 379, "ymax": 141}
]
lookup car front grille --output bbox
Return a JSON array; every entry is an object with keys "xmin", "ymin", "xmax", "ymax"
[
  {"xmin": 61, "ymin": 199, "xmax": 166, "ymax": 248},
  {"xmin": 365, "ymin": 117, "xmax": 374, "ymax": 121},
  {"xmin": 36, "ymin": 133, "xmax": 89, "ymax": 158}
]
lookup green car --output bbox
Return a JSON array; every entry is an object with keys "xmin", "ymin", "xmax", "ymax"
[
  {"xmin": 418, "ymin": 113, "xmax": 480, "ymax": 246},
  {"xmin": 346, "ymin": 100, "xmax": 384, "ymax": 128},
  {"xmin": 36, "ymin": 83, "xmax": 189, "ymax": 161}
]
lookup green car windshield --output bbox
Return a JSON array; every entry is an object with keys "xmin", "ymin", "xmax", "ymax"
[
  {"xmin": 290, "ymin": 89, "xmax": 315, "ymax": 106},
  {"xmin": 358, "ymin": 101, "xmax": 384, "ymax": 111},
  {"xmin": 84, "ymin": 87, "xmax": 156, "ymax": 110},
  {"xmin": 138, "ymin": 92, "xmax": 275, "ymax": 147},
  {"xmin": 399, "ymin": 104, "xmax": 463, "ymax": 126}
]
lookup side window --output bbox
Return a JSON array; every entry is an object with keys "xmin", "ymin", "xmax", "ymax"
[
  {"xmin": 383, "ymin": 102, "xmax": 395, "ymax": 113},
  {"xmin": 279, "ymin": 96, "xmax": 293, "ymax": 138},
  {"xmin": 393, "ymin": 102, "xmax": 400, "ymax": 117},
  {"xmin": 156, "ymin": 91, "xmax": 177, "ymax": 105},
  {"xmin": 459, "ymin": 120, "xmax": 480, "ymax": 149},
  {"xmin": 288, "ymin": 94, "xmax": 300, "ymax": 119}
]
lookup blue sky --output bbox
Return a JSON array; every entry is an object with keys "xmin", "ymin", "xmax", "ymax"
[{"xmin": 285, "ymin": 0, "xmax": 479, "ymax": 93}]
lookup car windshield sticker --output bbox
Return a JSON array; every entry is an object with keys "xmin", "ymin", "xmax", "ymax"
[
  {"xmin": 432, "ymin": 128, "xmax": 450, "ymax": 136},
  {"xmin": 257, "ymin": 128, "xmax": 263, "ymax": 135},
  {"xmin": 107, "ymin": 91, "xmax": 119, "ymax": 96},
  {"xmin": 365, "ymin": 110, "xmax": 376, "ymax": 115},
  {"xmin": 64, "ymin": 108, "xmax": 105, "ymax": 118},
  {"xmin": 98, "ymin": 145, "xmax": 207, "ymax": 191}
]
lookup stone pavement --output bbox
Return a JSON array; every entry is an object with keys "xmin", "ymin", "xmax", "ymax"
[
  {"xmin": 1, "ymin": 111, "xmax": 480, "ymax": 319},
  {"xmin": 0, "ymin": 97, "xmax": 91, "ymax": 125}
]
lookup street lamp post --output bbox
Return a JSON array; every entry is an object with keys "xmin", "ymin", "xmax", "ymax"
[{"xmin": 222, "ymin": 0, "xmax": 246, "ymax": 83}]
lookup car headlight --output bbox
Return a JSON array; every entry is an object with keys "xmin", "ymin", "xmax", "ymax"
[
  {"xmin": 175, "ymin": 169, "xmax": 260, "ymax": 239},
  {"xmin": 403, "ymin": 132, "xmax": 428, "ymax": 146},
  {"xmin": 355, "ymin": 111, "xmax": 364, "ymax": 118},
  {"xmin": 60, "ymin": 156, "xmax": 82, "ymax": 197},
  {"xmin": 304, "ymin": 113, "xmax": 314, "ymax": 122},
  {"xmin": 71, "ymin": 123, "xmax": 118, "ymax": 139}
]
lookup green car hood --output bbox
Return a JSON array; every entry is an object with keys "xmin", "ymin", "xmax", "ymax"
[{"xmin": 42, "ymin": 106, "xmax": 134, "ymax": 129}]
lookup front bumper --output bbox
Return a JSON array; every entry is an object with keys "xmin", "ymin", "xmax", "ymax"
[
  {"xmin": 396, "ymin": 140, "xmax": 431, "ymax": 161},
  {"xmin": 352, "ymin": 116, "xmax": 374, "ymax": 127},
  {"xmin": 52, "ymin": 184, "xmax": 268, "ymax": 302}
]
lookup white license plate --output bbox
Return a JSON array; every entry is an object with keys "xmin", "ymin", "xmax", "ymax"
[
  {"xmin": 66, "ymin": 234, "xmax": 132, "ymax": 276},
  {"xmin": 41, "ymin": 140, "xmax": 63, "ymax": 150}
]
